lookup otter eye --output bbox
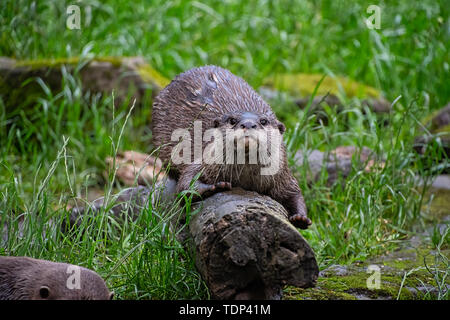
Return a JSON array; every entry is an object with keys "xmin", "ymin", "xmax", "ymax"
[
  {"xmin": 260, "ymin": 119, "xmax": 268, "ymax": 125},
  {"xmin": 39, "ymin": 286, "xmax": 50, "ymax": 299},
  {"xmin": 229, "ymin": 117, "xmax": 237, "ymax": 125}
]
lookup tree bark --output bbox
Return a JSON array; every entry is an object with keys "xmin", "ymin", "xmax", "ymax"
[{"xmin": 183, "ymin": 187, "xmax": 318, "ymax": 299}]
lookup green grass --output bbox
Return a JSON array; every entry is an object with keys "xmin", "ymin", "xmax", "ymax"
[{"xmin": 0, "ymin": 0, "xmax": 449, "ymax": 299}]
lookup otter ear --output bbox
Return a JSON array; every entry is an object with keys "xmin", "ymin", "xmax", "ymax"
[
  {"xmin": 277, "ymin": 121, "xmax": 286, "ymax": 134},
  {"xmin": 39, "ymin": 286, "xmax": 50, "ymax": 299},
  {"xmin": 109, "ymin": 292, "xmax": 115, "ymax": 300}
]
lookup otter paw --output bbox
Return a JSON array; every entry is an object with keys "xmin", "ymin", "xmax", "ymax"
[
  {"xmin": 198, "ymin": 181, "xmax": 232, "ymax": 198},
  {"xmin": 289, "ymin": 214, "xmax": 312, "ymax": 229},
  {"xmin": 214, "ymin": 181, "xmax": 232, "ymax": 190}
]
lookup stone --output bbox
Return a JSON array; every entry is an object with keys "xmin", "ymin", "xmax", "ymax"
[
  {"xmin": 259, "ymin": 73, "xmax": 391, "ymax": 124},
  {"xmin": 105, "ymin": 150, "xmax": 166, "ymax": 186},
  {"xmin": 413, "ymin": 103, "xmax": 450, "ymax": 172},
  {"xmin": 295, "ymin": 146, "xmax": 384, "ymax": 186}
]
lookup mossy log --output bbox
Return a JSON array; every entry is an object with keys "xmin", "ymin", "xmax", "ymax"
[
  {"xmin": 68, "ymin": 179, "xmax": 319, "ymax": 300},
  {"xmin": 0, "ymin": 56, "xmax": 168, "ymax": 112}
]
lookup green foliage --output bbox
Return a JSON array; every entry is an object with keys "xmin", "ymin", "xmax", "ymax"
[{"xmin": 0, "ymin": 0, "xmax": 448, "ymax": 106}]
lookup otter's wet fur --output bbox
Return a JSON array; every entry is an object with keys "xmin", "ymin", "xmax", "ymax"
[
  {"xmin": 0, "ymin": 256, "xmax": 113, "ymax": 300},
  {"xmin": 152, "ymin": 65, "xmax": 311, "ymax": 229}
]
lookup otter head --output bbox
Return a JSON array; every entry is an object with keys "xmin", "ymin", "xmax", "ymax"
[
  {"xmin": 210, "ymin": 111, "xmax": 286, "ymax": 169},
  {"xmin": 28, "ymin": 265, "xmax": 114, "ymax": 300}
]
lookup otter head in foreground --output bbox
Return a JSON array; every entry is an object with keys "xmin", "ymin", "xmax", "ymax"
[
  {"xmin": 0, "ymin": 256, "xmax": 113, "ymax": 300},
  {"xmin": 152, "ymin": 65, "xmax": 311, "ymax": 229}
]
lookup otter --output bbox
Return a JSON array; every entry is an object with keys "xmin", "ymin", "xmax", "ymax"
[
  {"xmin": 152, "ymin": 65, "xmax": 311, "ymax": 229},
  {"xmin": 0, "ymin": 256, "xmax": 113, "ymax": 300}
]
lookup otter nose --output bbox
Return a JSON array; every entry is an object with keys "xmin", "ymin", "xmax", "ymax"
[{"xmin": 239, "ymin": 120, "xmax": 257, "ymax": 129}]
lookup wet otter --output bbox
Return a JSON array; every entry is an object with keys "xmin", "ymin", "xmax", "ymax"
[
  {"xmin": 152, "ymin": 65, "xmax": 311, "ymax": 229},
  {"xmin": 0, "ymin": 256, "xmax": 113, "ymax": 300}
]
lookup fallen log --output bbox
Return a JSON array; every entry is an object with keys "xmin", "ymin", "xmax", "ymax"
[
  {"xmin": 185, "ymin": 188, "xmax": 318, "ymax": 299},
  {"xmin": 68, "ymin": 178, "xmax": 319, "ymax": 300}
]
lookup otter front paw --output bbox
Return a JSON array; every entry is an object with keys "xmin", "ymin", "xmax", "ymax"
[
  {"xmin": 197, "ymin": 181, "xmax": 232, "ymax": 198},
  {"xmin": 289, "ymin": 214, "xmax": 312, "ymax": 230}
]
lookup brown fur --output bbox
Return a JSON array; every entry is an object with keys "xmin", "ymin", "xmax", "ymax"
[
  {"xmin": 0, "ymin": 256, "xmax": 113, "ymax": 300},
  {"xmin": 152, "ymin": 65, "xmax": 311, "ymax": 229}
]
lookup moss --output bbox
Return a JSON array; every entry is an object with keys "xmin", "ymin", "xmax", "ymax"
[
  {"xmin": 284, "ymin": 242, "xmax": 448, "ymax": 300},
  {"xmin": 136, "ymin": 64, "xmax": 170, "ymax": 89},
  {"xmin": 263, "ymin": 73, "xmax": 382, "ymax": 99},
  {"xmin": 16, "ymin": 56, "xmax": 122, "ymax": 69},
  {"xmin": 284, "ymin": 270, "xmax": 423, "ymax": 300},
  {"xmin": 15, "ymin": 56, "xmax": 169, "ymax": 89},
  {"xmin": 284, "ymin": 285, "xmax": 357, "ymax": 300}
]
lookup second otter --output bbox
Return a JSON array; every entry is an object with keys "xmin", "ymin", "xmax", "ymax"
[{"xmin": 0, "ymin": 256, "xmax": 113, "ymax": 300}]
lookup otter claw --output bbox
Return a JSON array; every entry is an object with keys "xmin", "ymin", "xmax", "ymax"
[
  {"xmin": 197, "ymin": 181, "xmax": 232, "ymax": 199},
  {"xmin": 289, "ymin": 214, "xmax": 312, "ymax": 230},
  {"xmin": 215, "ymin": 181, "xmax": 232, "ymax": 190}
]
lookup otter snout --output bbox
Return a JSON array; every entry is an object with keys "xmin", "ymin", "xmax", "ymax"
[
  {"xmin": 239, "ymin": 119, "xmax": 258, "ymax": 130},
  {"xmin": 237, "ymin": 112, "xmax": 260, "ymax": 131}
]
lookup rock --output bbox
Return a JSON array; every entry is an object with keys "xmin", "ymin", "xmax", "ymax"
[
  {"xmin": 361, "ymin": 97, "xmax": 391, "ymax": 114},
  {"xmin": 260, "ymin": 73, "xmax": 390, "ymax": 123},
  {"xmin": 65, "ymin": 179, "xmax": 177, "ymax": 231},
  {"xmin": 285, "ymin": 238, "xmax": 450, "ymax": 300},
  {"xmin": 262, "ymin": 73, "xmax": 383, "ymax": 99},
  {"xmin": 294, "ymin": 149, "xmax": 325, "ymax": 183},
  {"xmin": 319, "ymin": 264, "xmax": 352, "ymax": 277},
  {"xmin": 407, "ymin": 284, "xmax": 450, "ymax": 297},
  {"xmin": 413, "ymin": 103, "xmax": 450, "ymax": 172},
  {"xmin": 105, "ymin": 150, "xmax": 166, "ymax": 186},
  {"xmin": 415, "ymin": 174, "xmax": 450, "ymax": 191},
  {"xmin": 295, "ymin": 94, "xmax": 391, "ymax": 117},
  {"xmin": 1, "ymin": 215, "xmax": 25, "ymax": 246},
  {"xmin": 420, "ymin": 187, "xmax": 450, "ymax": 223},
  {"xmin": 0, "ymin": 56, "xmax": 169, "ymax": 113},
  {"xmin": 295, "ymin": 146, "xmax": 384, "ymax": 186},
  {"xmin": 1, "ymin": 214, "xmax": 58, "ymax": 247},
  {"xmin": 430, "ymin": 103, "xmax": 450, "ymax": 128},
  {"xmin": 431, "ymin": 175, "xmax": 450, "ymax": 190}
]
